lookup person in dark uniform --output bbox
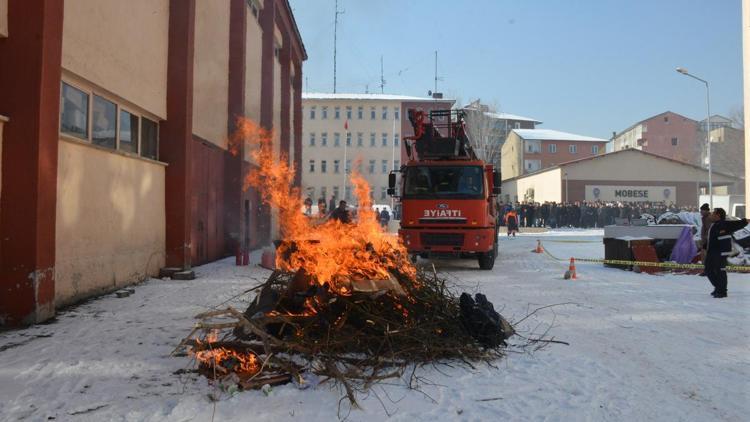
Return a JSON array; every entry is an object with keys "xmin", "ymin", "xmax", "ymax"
[
  {"xmin": 704, "ymin": 208, "xmax": 747, "ymax": 298},
  {"xmin": 330, "ymin": 200, "xmax": 351, "ymax": 224}
]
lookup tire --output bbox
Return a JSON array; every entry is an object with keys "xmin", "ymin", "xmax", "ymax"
[{"xmin": 478, "ymin": 231, "xmax": 499, "ymax": 270}]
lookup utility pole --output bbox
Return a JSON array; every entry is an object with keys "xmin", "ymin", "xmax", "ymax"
[{"xmin": 333, "ymin": 0, "xmax": 344, "ymax": 93}]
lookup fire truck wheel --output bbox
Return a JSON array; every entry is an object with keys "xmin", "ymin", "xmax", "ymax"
[{"xmin": 478, "ymin": 246, "xmax": 496, "ymax": 270}]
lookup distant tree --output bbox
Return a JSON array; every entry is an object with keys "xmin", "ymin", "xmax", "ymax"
[
  {"xmin": 729, "ymin": 105, "xmax": 744, "ymax": 129},
  {"xmin": 461, "ymin": 99, "xmax": 506, "ymax": 167}
]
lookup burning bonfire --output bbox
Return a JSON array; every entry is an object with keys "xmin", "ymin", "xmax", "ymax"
[{"xmin": 174, "ymin": 118, "xmax": 515, "ymax": 407}]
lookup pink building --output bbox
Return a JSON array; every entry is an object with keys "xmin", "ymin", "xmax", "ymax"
[
  {"xmin": 612, "ymin": 111, "xmax": 702, "ymax": 166},
  {"xmin": 501, "ymin": 129, "xmax": 608, "ymax": 180}
]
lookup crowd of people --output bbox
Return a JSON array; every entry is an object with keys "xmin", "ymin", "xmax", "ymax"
[
  {"xmin": 302, "ymin": 195, "xmax": 391, "ymax": 228},
  {"xmin": 497, "ymin": 201, "xmax": 700, "ymax": 229}
]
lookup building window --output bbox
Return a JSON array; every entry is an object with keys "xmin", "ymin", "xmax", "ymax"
[
  {"xmin": 381, "ymin": 187, "xmax": 387, "ymax": 200},
  {"xmin": 321, "ymin": 132, "xmax": 328, "ymax": 146},
  {"xmin": 358, "ymin": 106, "xmax": 363, "ymax": 119},
  {"xmin": 394, "ymin": 107, "xmax": 400, "ymax": 120},
  {"xmin": 322, "ymin": 106, "xmax": 328, "ymax": 119},
  {"xmin": 394, "ymin": 133, "xmax": 400, "ymax": 147},
  {"xmin": 309, "ymin": 160, "xmax": 315, "ymax": 172},
  {"xmin": 92, "ymin": 95, "xmax": 117, "ymax": 149},
  {"xmin": 368, "ymin": 159, "xmax": 375, "ymax": 174},
  {"xmin": 382, "ymin": 133, "xmax": 388, "ymax": 147},
  {"xmin": 321, "ymin": 186, "xmax": 327, "ymax": 200},
  {"xmin": 569, "ymin": 145, "xmax": 577, "ymax": 154},
  {"xmin": 60, "ymin": 82, "xmax": 89, "ymax": 139},
  {"xmin": 309, "ymin": 132, "xmax": 316, "ymax": 146},
  {"xmin": 346, "ymin": 132, "xmax": 352, "ymax": 146},
  {"xmin": 345, "ymin": 186, "xmax": 351, "ymax": 200},
  {"xmin": 514, "ymin": 122, "xmax": 520, "ymax": 129},
  {"xmin": 357, "ymin": 132, "xmax": 363, "ymax": 146},
  {"xmin": 370, "ymin": 132, "xmax": 376, "ymax": 147},
  {"xmin": 357, "ymin": 161, "xmax": 363, "ymax": 172},
  {"xmin": 664, "ymin": 116, "xmax": 669, "ymax": 123},
  {"xmin": 334, "ymin": 132, "xmax": 340, "ymax": 146},
  {"xmin": 345, "ymin": 159, "xmax": 351, "ymax": 173},
  {"xmin": 381, "ymin": 159, "xmax": 388, "ymax": 173},
  {"xmin": 346, "ymin": 106, "xmax": 352, "ymax": 119},
  {"xmin": 382, "ymin": 106, "xmax": 388, "ymax": 120},
  {"xmin": 119, "ymin": 109, "xmax": 139, "ymax": 154},
  {"xmin": 321, "ymin": 160, "xmax": 327, "ymax": 173},
  {"xmin": 333, "ymin": 186, "xmax": 339, "ymax": 199},
  {"xmin": 310, "ymin": 106, "xmax": 316, "ymax": 119},
  {"xmin": 549, "ymin": 144, "xmax": 557, "ymax": 153},
  {"xmin": 334, "ymin": 107, "xmax": 340, "ymax": 119},
  {"xmin": 393, "ymin": 159, "xmax": 400, "ymax": 169},
  {"xmin": 592, "ymin": 145, "xmax": 600, "ymax": 154},
  {"xmin": 141, "ymin": 118, "xmax": 158, "ymax": 160},
  {"xmin": 334, "ymin": 159, "xmax": 340, "ymax": 173},
  {"xmin": 671, "ymin": 137, "xmax": 678, "ymax": 146},
  {"xmin": 370, "ymin": 107, "xmax": 376, "ymax": 120}
]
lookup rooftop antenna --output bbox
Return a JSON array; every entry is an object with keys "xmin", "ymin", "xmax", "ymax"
[
  {"xmin": 305, "ymin": 76, "xmax": 309, "ymax": 92},
  {"xmin": 333, "ymin": 0, "xmax": 345, "ymax": 93},
  {"xmin": 380, "ymin": 55, "xmax": 386, "ymax": 94},
  {"xmin": 434, "ymin": 50, "xmax": 440, "ymax": 95},
  {"xmin": 365, "ymin": 83, "xmax": 369, "ymax": 94}
]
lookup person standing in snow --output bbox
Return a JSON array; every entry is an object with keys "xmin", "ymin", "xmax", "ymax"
[
  {"xmin": 505, "ymin": 208, "xmax": 519, "ymax": 237},
  {"xmin": 704, "ymin": 208, "xmax": 748, "ymax": 298}
]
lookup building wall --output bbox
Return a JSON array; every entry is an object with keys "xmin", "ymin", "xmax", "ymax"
[
  {"xmin": 565, "ymin": 180, "xmax": 697, "ymax": 207},
  {"xmin": 743, "ymin": 0, "xmax": 750, "ymax": 202},
  {"xmin": 61, "ymin": 0, "xmax": 168, "ymax": 119},
  {"xmin": 500, "ymin": 131, "xmax": 524, "ymax": 180},
  {"xmin": 523, "ymin": 139, "xmax": 606, "ymax": 171},
  {"xmin": 302, "ymin": 98, "xmax": 403, "ymax": 204},
  {"xmin": 515, "ymin": 168, "xmax": 562, "ymax": 203},
  {"xmin": 192, "ymin": 0, "xmax": 230, "ymax": 148},
  {"xmin": 245, "ymin": 8, "xmax": 263, "ymax": 124},
  {"xmin": 55, "ymin": 139, "xmax": 165, "ymax": 306},
  {"xmin": 613, "ymin": 112, "xmax": 701, "ymax": 165},
  {"xmin": 0, "ymin": 0, "xmax": 7, "ymax": 37},
  {"xmin": 0, "ymin": 115, "xmax": 5, "ymax": 228}
]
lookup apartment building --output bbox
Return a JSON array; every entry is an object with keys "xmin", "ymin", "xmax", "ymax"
[
  {"xmin": 501, "ymin": 129, "xmax": 607, "ymax": 180},
  {"xmin": 0, "ymin": 0, "xmax": 306, "ymax": 326},
  {"xmin": 611, "ymin": 111, "xmax": 702, "ymax": 166},
  {"xmin": 301, "ymin": 93, "xmax": 453, "ymax": 205}
]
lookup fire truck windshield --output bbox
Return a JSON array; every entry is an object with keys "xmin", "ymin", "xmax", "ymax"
[{"xmin": 403, "ymin": 166, "xmax": 484, "ymax": 199}]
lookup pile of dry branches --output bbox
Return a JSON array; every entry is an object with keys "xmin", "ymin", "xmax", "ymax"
[{"xmin": 174, "ymin": 267, "xmax": 515, "ymax": 408}]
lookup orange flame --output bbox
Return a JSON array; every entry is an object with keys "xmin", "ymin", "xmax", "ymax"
[
  {"xmin": 232, "ymin": 117, "xmax": 416, "ymax": 293},
  {"xmin": 191, "ymin": 334, "xmax": 260, "ymax": 377}
]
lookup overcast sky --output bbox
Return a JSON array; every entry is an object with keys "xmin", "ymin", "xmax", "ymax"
[{"xmin": 289, "ymin": 0, "xmax": 743, "ymax": 140}]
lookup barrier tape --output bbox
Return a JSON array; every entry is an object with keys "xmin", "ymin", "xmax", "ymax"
[{"xmin": 539, "ymin": 244, "xmax": 750, "ymax": 273}]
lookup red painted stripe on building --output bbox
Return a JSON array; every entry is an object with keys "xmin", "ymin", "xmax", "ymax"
[
  {"xmin": 160, "ymin": 0, "xmax": 196, "ymax": 269},
  {"xmin": 0, "ymin": 0, "xmax": 64, "ymax": 325}
]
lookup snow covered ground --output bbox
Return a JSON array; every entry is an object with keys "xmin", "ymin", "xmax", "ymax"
[{"xmin": 1, "ymin": 230, "xmax": 748, "ymax": 421}]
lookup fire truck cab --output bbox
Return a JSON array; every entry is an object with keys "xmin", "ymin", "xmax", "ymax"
[{"xmin": 388, "ymin": 109, "xmax": 501, "ymax": 269}]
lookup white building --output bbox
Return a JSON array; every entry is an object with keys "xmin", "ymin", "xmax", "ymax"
[{"xmin": 301, "ymin": 93, "xmax": 453, "ymax": 204}]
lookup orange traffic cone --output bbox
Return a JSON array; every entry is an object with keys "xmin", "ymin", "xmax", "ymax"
[
  {"xmin": 534, "ymin": 239, "xmax": 544, "ymax": 253},
  {"xmin": 567, "ymin": 257, "xmax": 577, "ymax": 280}
]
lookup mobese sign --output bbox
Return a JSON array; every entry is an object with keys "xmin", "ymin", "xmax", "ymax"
[{"xmin": 585, "ymin": 185, "xmax": 676, "ymax": 203}]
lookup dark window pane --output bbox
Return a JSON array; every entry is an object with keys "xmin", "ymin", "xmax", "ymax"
[
  {"xmin": 92, "ymin": 95, "xmax": 116, "ymax": 149},
  {"xmin": 119, "ymin": 110, "xmax": 139, "ymax": 154},
  {"xmin": 60, "ymin": 82, "xmax": 89, "ymax": 139},
  {"xmin": 141, "ymin": 118, "xmax": 159, "ymax": 160}
]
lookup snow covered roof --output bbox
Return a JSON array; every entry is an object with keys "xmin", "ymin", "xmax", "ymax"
[
  {"xmin": 302, "ymin": 92, "xmax": 444, "ymax": 101},
  {"xmin": 513, "ymin": 129, "xmax": 606, "ymax": 143},
  {"xmin": 483, "ymin": 111, "xmax": 542, "ymax": 124}
]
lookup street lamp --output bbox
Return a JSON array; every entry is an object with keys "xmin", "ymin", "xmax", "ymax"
[{"xmin": 676, "ymin": 67, "xmax": 712, "ymax": 208}]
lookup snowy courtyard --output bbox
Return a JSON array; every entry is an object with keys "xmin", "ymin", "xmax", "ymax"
[{"xmin": 1, "ymin": 229, "xmax": 748, "ymax": 421}]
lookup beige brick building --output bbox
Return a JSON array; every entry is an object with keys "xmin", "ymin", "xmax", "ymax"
[{"xmin": 301, "ymin": 93, "xmax": 453, "ymax": 205}]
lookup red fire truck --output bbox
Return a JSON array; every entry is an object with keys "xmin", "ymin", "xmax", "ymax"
[{"xmin": 388, "ymin": 109, "xmax": 501, "ymax": 269}]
